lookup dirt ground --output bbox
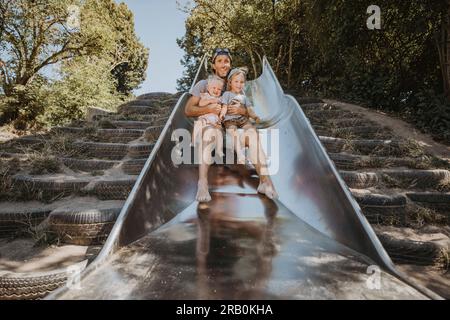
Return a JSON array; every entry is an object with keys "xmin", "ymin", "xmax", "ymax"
[
  {"xmin": 0, "ymin": 126, "xmax": 18, "ymax": 143},
  {"xmin": 324, "ymin": 99, "xmax": 450, "ymax": 160},
  {"xmin": 0, "ymin": 238, "xmax": 96, "ymax": 275}
]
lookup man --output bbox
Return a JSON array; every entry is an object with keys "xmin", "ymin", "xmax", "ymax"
[{"xmin": 185, "ymin": 49, "xmax": 248, "ymax": 202}]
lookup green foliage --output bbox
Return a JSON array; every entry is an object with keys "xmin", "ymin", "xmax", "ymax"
[
  {"xmin": 404, "ymin": 89, "xmax": 450, "ymax": 142},
  {"xmin": 37, "ymin": 57, "xmax": 126, "ymax": 127},
  {"xmin": 0, "ymin": 0, "xmax": 148, "ymax": 128},
  {"xmin": 0, "ymin": 76, "xmax": 50, "ymax": 129},
  {"xmin": 104, "ymin": 2, "xmax": 149, "ymax": 95},
  {"xmin": 178, "ymin": 0, "xmax": 450, "ymax": 142}
]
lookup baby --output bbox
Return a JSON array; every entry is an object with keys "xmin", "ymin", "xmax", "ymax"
[
  {"xmin": 220, "ymin": 67, "xmax": 260, "ymax": 163},
  {"xmin": 192, "ymin": 75, "xmax": 226, "ymax": 157}
]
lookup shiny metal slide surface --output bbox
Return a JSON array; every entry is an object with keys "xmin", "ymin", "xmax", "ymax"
[{"xmin": 49, "ymin": 57, "xmax": 439, "ymax": 299}]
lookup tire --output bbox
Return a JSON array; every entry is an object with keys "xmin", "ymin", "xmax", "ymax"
[
  {"xmin": 339, "ymin": 171, "xmax": 379, "ymax": 188},
  {"xmin": 0, "ymin": 272, "xmax": 68, "ymax": 300},
  {"xmin": 352, "ymin": 193, "xmax": 406, "ymax": 224},
  {"xmin": 48, "ymin": 207, "xmax": 121, "ymax": 245},
  {"xmin": 376, "ymin": 232, "xmax": 444, "ymax": 266}
]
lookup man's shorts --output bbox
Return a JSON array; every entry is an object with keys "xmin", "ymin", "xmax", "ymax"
[{"xmin": 223, "ymin": 116, "xmax": 250, "ymax": 129}]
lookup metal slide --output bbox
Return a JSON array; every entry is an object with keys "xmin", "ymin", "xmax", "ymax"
[{"xmin": 48, "ymin": 57, "xmax": 441, "ymax": 300}]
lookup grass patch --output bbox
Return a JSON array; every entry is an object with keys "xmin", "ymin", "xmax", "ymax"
[
  {"xmin": 356, "ymin": 156, "xmax": 390, "ymax": 169},
  {"xmin": 381, "ymin": 174, "xmax": 418, "ymax": 189},
  {"xmin": 0, "ymin": 158, "xmax": 21, "ymax": 201},
  {"xmin": 398, "ymin": 139, "xmax": 426, "ymax": 158},
  {"xmin": 437, "ymin": 179, "xmax": 450, "ymax": 192},
  {"xmin": 405, "ymin": 203, "xmax": 448, "ymax": 228},
  {"xmin": 29, "ymin": 153, "xmax": 62, "ymax": 175}
]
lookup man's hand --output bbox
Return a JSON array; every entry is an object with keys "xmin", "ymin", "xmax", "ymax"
[{"xmin": 207, "ymin": 103, "xmax": 222, "ymax": 115}]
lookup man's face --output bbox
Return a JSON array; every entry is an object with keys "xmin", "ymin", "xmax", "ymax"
[{"xmin": 213, "ymin": 55, "xmax": 231, "ymax": 78}]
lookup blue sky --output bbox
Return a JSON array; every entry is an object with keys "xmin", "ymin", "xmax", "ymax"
[{"xmin": 117, "ymin": 0, "xmax": 188, "ymax": 95}]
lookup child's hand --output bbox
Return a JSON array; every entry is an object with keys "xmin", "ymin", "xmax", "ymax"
[
  {"xmin": 219, "ymin": 108, "xmax": 226, "ymax": 120},
  {"xmin": 255, "ymin": 117, "xmax": 261, "ymax": 124}
]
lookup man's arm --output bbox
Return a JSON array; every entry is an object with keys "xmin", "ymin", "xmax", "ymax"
[
  {"xmin": 185, "ymin": 95, "xmax": 221, "ymax": 117},
  {"xmin": 198, "ymin": 97, "xmax": 219, "ymax": 107}
]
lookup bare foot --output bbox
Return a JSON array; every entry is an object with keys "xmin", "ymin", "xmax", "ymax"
[
  {"xmin": 257, "ymin": 179, "xmax": 278, "ymax": 200},
  {"xmin": 237, "ymin": 152, "xmax": 246, "ymax": 164},
  {"xmin": 196, "ymin": 180, "xmax": 211, "ymax": 202}
]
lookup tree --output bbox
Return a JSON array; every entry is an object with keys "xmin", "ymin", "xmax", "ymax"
[
  {"xmin": 0, "ymin": 0, "xmax": 148, "ymax": 126},
  {"xmin": 39, "ymin": 56, "xmax": 123, "ymax": 126},
  {"xmin": 0, "ymin": 0, "xmax": 105, "ymax": 94},
  {"xmin": 178, "ymin": 0, "xmax": 450, "ymax": 142},
  {"xmin": 105, "ymin": 2, "xmax": 149, "ymax": 95},
  {"xmin": 435, "ymin": 0, "xmax": 450, "ymax": 98}
]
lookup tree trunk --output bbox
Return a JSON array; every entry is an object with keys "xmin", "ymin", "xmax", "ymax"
[
  {"xmin": 249, "ymin": 49, "xmax": 258, "ymax": 79},
  {"xmin": 287, "ymin": 34, "xmax": 294, "ymax": 89},
  {"xmin": 275, "ymin": 45, "xmax": 283, "ymax": 75},
  {"xmin": 436, "ymin": 2, "xmax": 450, "ymax": 99}
]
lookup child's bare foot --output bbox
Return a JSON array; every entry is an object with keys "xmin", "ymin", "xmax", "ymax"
[
  {"xmin": 257, "ymin": 178, "xmax": 278, "ymax": 200},
  {"xmin": 196, "ymin": 180, "xmax": 211, "ymax": 202},
  {"xmin": 236, "ymin": 151, "xmax": 246, "ymax": 164}
]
